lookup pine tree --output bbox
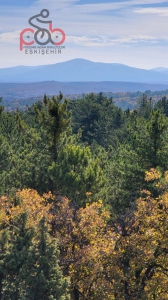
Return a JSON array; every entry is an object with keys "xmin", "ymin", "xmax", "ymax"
[
  {"xmin": 155, "ymin": 96, "xmax": 168, "ymax": 117},
  {"xmin": 137, "ymin": 94, "xmax": 153, "ymax": 119},
  {"xmin": 34, "ymin": 93, "xmax": 70, "ymax": 163},
  {"xmin": 49, "ymin": 143, "xmax": 105, "ymax": 205},
  {"xmin": 1, "ymin": 213, "xmax": 34, "ymax": 300},
  {"xmin": 0, "ymin": 229, "xmax": 10, "ymax": 299},
  {"xmin": 147, "ymin": 109, "xmax": 168, "ymax": 168},
  {"xmin": 32, "ymin": 93, "xmax": 71, "ymax": 193},
  {"xmin": 22, "ymin": 217, "xmax": 70, "ymax": 300}
]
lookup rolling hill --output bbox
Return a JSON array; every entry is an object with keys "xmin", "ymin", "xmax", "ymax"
[{"xmin": 1, "ymin": 59, "xmax": 168, "ymax": 84}]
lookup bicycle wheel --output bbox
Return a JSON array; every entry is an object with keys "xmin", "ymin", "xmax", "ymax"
[
  {"xmin": 34, "ymin": 29, "xmax": 51, "ymax": 45},
  {"xmin": 22, "ymin": 30, "xmax": 34, "ymax": 44},
  {"xmin": 50, "ymin": 28, "xmax": 66, "ymax": 45}
]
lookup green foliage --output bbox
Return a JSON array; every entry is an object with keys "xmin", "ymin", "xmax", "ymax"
[
  {"xmin": 0, "ymin": 135, "xmax": 13, "ymax": 195},
  {"xmin": 0, "ymin": 94, "xmax": 71, "ymax": 195},
  {"xmin": 69, "ymin": 92, "xmax": 127, "ymax": 148},
  {"xmin": 136, "ymin": 94, "xmax": 154, "ymax": 118},
  {"xmin": 1, "ymin": 89, "xmax": 168, "ymax": 299},
  {"xmin": 34, "ymin": 93, "xmax": 70, "ymax": 162},
  {"xmin": 0, "ymin": 97, "xmax": 4, "ymax": 115},
  {"xmin": 0, "ymin": 213, "xmax": 35, "ymax": 299},
  {"xmin": 0, "ymin": 214, "xmax": 70, "ymax": 300},
  {"xmin": 21, "ymin": 217, "xmax": 70, "ymax": 300},
  {"xmin": 1, "ymin": 92, "xmax": 168, "ymax": 210},
  {"xmin": 49, "ymin": 143, "xmax": 105, "ymax": 205},
  {"xmin": 147, "ymin": 109, "xmax": 168, "ymax": 168},
  {"xmin": 155, "ymin": 96, "xmax": 168, "ymax": 116},
  {"xmin": 105, "ymin": 144, "xmax": 144, "ymax": 214}
]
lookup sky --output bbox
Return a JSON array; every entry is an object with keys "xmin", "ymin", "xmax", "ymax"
[{"xmin": 1, "ymin": 0, "xmax": 168, "ymax": 69}]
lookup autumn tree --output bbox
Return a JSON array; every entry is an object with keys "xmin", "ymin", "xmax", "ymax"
[
  {"xmin": 105, "ymin": 169, "xmax": 168, "ymax": 300},
  {"xmin": 50, "ymin": 196, "xmax": 116, "ymax": 300}
]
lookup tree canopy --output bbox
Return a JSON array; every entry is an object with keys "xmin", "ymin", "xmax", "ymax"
[{"xmin": 0, "ymin": 92, "xmax": 168, "ymax": 299}]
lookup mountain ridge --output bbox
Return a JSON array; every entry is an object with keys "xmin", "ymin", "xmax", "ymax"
[{"xmin": 1, "ymin": 59, "xmax": 168, "ymax": 84}]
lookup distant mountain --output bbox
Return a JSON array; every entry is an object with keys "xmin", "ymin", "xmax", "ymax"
[
  {"xmin": 1, "ymin": 59, "xmax": 168, "ymax": 84},
  {"xmin": 1, "ymin": 81, "xmax": 168, "ymax": 102},
  {"xmin": 150, "ymin": 67, "xmax": 168, "ymax": 77},
  {"xmin": 150, "ymin": 67, "xmax": 168, "ymax": 73}
]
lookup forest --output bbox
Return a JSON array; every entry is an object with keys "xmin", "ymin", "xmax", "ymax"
[{"xmin": 0, "ymin": 92, "xmax": 168, "ymax": 299}]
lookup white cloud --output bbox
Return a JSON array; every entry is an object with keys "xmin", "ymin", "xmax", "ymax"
[
  {"xmin": 66, "ymin": 34, "xmax": 168, "ymax": 47},
  {"xmin": 0, "ymin": 31, "xmax": 20, "ymax": 43},
  {"xmin": 1, "ymin": 29, "xmax": 165, "ymax": 48},
  {"xmin": 134, "ymin": 8, "xmax": 168, "ymax": 16}
]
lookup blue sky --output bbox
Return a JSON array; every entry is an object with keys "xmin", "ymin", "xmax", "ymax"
[{"xmin": 1, "ymin": 0, "xmax": 168, "ymax": 68}]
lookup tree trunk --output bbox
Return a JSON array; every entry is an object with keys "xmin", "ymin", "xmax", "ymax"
[{"xmin": 73, "ymin": 287, "xmax": 79, "ymax": 300}]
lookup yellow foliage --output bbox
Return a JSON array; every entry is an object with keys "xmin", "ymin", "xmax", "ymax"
[
  {"xmin": 0, "ymin": 174, "xmax": 167, "ymax": 299},
  {"xmin": 145, "ymin": 168, "xmax": 161, "ymax": 182},
  {"xmin": 0, "ymin": 189, "xmax": 52, "ymax": 230}
]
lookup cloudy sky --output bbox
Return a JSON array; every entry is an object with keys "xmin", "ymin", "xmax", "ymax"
[{"xmin": 1, "ymin": 0, "xmax": 168, "ymax": 69}]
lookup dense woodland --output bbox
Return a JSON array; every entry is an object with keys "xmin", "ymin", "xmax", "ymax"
[{"xmin": 0, "ymin": 92, "xmax": 168, "ymax": 299}]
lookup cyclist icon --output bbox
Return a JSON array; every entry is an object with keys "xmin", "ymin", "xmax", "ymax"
[
  {"xmin": 29, "ymin": 9, "xmax": 51, "ymax": 45},
  {"xmin": 28, "ymin": 9, "xmax": 65, "ymax": 46},
  {"xmin": 20, "ymin": 9, "xmax": 66, "ymax": 51}
]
